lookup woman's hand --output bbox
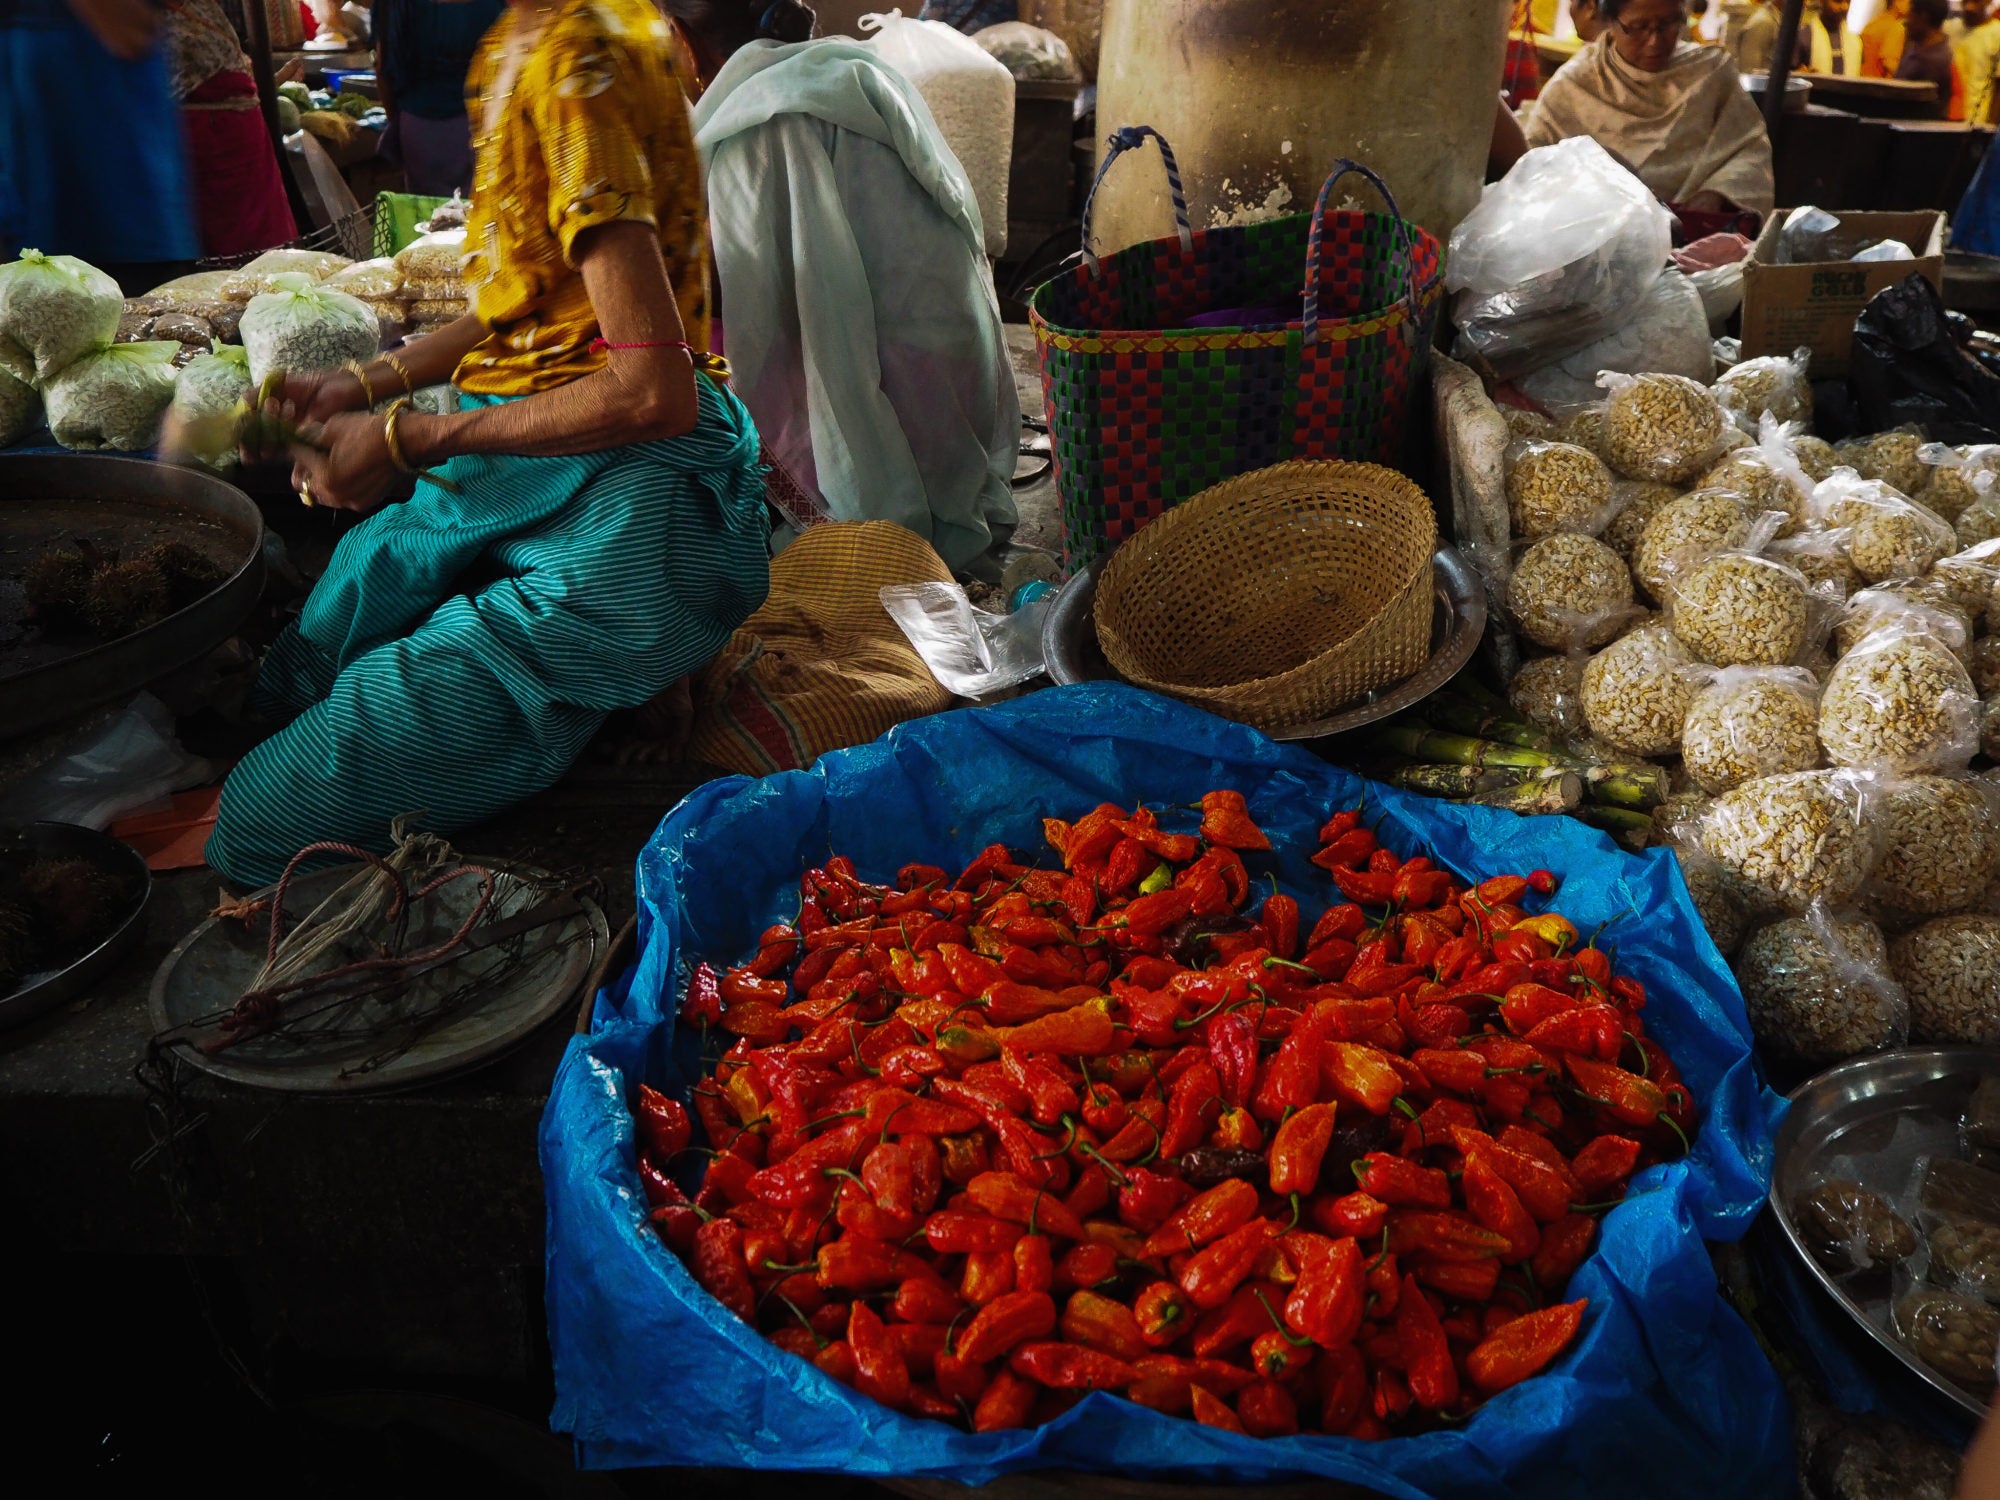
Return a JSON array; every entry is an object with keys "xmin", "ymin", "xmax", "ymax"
[
  {"xmin": 289, "ymin": 412, "xmax": 401, "ymax": 514},
  {"xmin": 242, "ymin": 369, "xmax": 373, "ymax": 464}
]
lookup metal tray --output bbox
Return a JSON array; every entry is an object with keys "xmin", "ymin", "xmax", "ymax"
[
  {"xmin": 0, "ymin": 820, "xmax": 151, "ymax": 1030},
  {"xmin": 1770, "ymin": 1046, "xmax": 2000, "ymax": 1419},
  {"xmin": 148, "ymin": 858, "xmax": 607, "ymax": 1094},
  {"xmin": 1041, "ymin": 545, "xmax": 1486, "ymax": 742},
  {"xmin": 0, "ymin": 454, "xmax": 266, "ymax": 739}
]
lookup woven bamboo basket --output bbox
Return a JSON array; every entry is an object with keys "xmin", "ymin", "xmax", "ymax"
[{"xmin": 1091, "ymin": 460, "xmax": 1437, "ymax": 732}]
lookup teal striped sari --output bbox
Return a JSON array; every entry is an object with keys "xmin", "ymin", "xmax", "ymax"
[{"xmin": 206, "ymin": 378, "xmax": 769, "ymax": 886}]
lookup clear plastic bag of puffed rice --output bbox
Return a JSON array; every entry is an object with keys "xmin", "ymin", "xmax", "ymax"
[
  {"xmin": 1834, "ymin": 586, "xmax": 1975, "ymax": 668},
  {"xmin": 1769, "ymin": 525, "xmax": 1864, "ymax": 602},
  {"xmin": 1506, "ymin": 532, "xmax": 1638, "ymax": 650},
  {"xmin": 1734, "ymin": 904, "xmax": 1906, "ymax": 1072},
  {"xmin": 1698, "ymin": 768, "xmax": 1878, "ymax": 914},
  {"xmin": 1509, "ymin": 652, "xmax": 1591, "ymax": 740},
  {"xmin": 1667, "ymin": 549, "xmax": 1821, "ymax": 668},
  {"xmin": 0, "ymin": 248, "xmax": 121, "ymax": 382},
  {"xmin": 1597, "ymin": 370, "xmax": 1731, "ymax": 485},
  {"xmin": 1866, "ymin": 772, "xmax": 2000, "ymax": 921},
  {"xmin": 1893, "ymin": 914, "xmax": 2000, "ymax": 1045},
  {"xmin": 1836, "ymin": 425, "xmax": 1932, "ymax": 498},
  {"xmin": 323, "ymin": 257, "xmax": 404, "ymax": 301},
  {"xmin": 1664, "ymin": 830, "xmax": 1750, "ymax": 956},
  {"xmin": 1503, "ymin": 439, "xmax": 1617, "ymax": 540},
  {"xmin": 1681, "ymin": 665, "xmax": 1824, "ymax": 795},
  {"xmin": 394, "ymin": 227, "xmax": 466, "ymax": 285},
  {"xmin": 1581, "ymin": 622, "xmax": 1706, "ymax": 757},
  {"xmin": 1916, "ymin": 443, "xmax": 2000, "ymax": 526},
  {"xmin": 1715, "ymin": 346, "xmax": 1812, "ymax": 431},
  {"xmin": 1810, "ymin": 469, "xmax": 1959, "ymax": 584},
  {"xmin": 1598, "ymin": 479, "xmax": 1683, "ymax": 561},
  {"xmin": 1821, "ymin": 614, "xmax": 1982, "ymax": 773},
  {"xmin": 44, "ymin": 339, "xmax": 180, "ymax": 450},
  {"xmin": 218, "ymin": 247, "xmax": 354, "ymax": 302}
]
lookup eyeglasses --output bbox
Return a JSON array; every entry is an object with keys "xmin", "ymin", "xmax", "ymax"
[{"xmin": 1614, "ymin": 16, "xmax": 1687, "ymax": 39}]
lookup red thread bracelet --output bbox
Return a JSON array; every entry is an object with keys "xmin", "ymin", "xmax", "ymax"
[{"xmin": 590, "ymin": 337, "xmax": 696, "ymax": 355}]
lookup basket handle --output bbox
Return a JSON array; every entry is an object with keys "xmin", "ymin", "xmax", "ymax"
[
  {"xmin": 1081, "ymin": 125, "xmax": 1192, "ymax": 279},
  {"xmin": 1303, "ymin": 159, "xmax": 1423, "ymax": 346}
]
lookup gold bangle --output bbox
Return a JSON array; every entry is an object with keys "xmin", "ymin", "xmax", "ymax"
[
  {"xmin": 383, "ymin": 397, "xmax": 422, "ymax": 476},
  {"xmin": 381, "ymin": 350, "xmax": 417, "ymax": 398},
  {"xmin": 344, "ymin": 359, "xmax": 380, "ymax": 409}
]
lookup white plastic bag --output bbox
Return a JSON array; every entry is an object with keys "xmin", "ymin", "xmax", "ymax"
[
  {"xmin": 0, "ymin": 364, "xmax": 38, "ymax": 447},
  {"xmin": 0, "ymin": 249, "xmax": 122, "ymax": 382},
  {"xmin": 167, "ymin": 345, "xmax": 254, "ymax": 468},
  {"xmin": 1514, "ymin": 267, "xmax": 1713, "ymax": 410},
  {"xmin": 238, "ymin": 273, "xmax": 381, "ymax": 384},
  {"xmin": 1446, "ymin": 137, "xmax": 1673, "ymax": 380},
  {"xmin": 45, "ymin": 341, "xmax": 179, "ymax": 451},
  {"xmin": 879, "ymin": 582, "xmax": 1049, "ymax": 697},
  {"xmin": 0, "ymin": 694, "xmax": 212, "ymax": 831},
  {"xmin": 861, "ymin": 10, "xmax": 1015, "ymax": 257}
]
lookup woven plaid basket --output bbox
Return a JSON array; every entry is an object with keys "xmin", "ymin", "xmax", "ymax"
[{"xmin": 1030, "ymin": 128, "xmax": 1443, "ymax": 569}]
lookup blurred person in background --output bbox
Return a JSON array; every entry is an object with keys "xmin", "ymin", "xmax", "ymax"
[
  {"xmin": 1569, "ymin": 0, "xmax": 1607, "ymax": 42},
  {"xmin": 166, "ymin": 0, "xmax": 297, "ymax": 257},
  {"xmin": 1721, "ymin": 0, "xmax": 1779, "ymax": 69},
  {"xmin": 1524, "ymin": 0, "xmax": 1774, "ymax": 217},
  {"xmin": 1861, "ymin": 0, "xmax": 1908, "ymax": 74},
  {"xmin": 1798, "ymin": 0, "xmax": 1853, "ymax": 71},
  {"xmin": 1952, "ymin": 0, "xmax": 2000, "ymax": 120},
  {"xmin": 1687, "ymin": 0, "xmax": 1710, "ymax": 38},
  {"xmin": 1898, "ymin": 0, "xmax": 1964, "ymax": 115},
  {"xmin": 375, "ymin": 0, "xmax": 504, "ymax": 197},
  {"xmin": 0, "ymin": 0, "xmax": 197, "ymax": 285}
]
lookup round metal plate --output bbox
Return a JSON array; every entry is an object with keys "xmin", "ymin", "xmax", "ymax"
[
  {"xmin": 0, "ymin": 454, "xmax": 266, "ymax": 740},
  {"xmin": 1771, "ymin": 1046, "xmax": 2000, "ymax": 1419},
  {"xmin": 147, "ymin": 859, "xmax": 606, "ymax": 1094},
  {"xmin": 1041, "ymin": 545, "xmax": 1486, "ymax": 742},
  {"xmin": 0, "ymin": 821, "xmax": 150, "ymax": 1031}
]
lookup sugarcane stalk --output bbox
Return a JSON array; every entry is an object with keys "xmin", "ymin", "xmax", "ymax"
[
  {"xmin": 1390, "ymin": 764, "xmax": 1536, "ymax": 798},
  {"xmin": 1416, "ymin": 691, "xmax": 1556, "ymax": 752},
  {"xmin": 1444, "ymin": 672, "xmax": 1511, "ymax": 713},
  {"xmin": 1468, "ymin": 771, "xmax": 1582, "ymax": 815},
  {"xmin": 1371, "ymin": 724, "xmax": 1563, "ymax": 772},
  {"xmin": 1579, "ymin": 805, "xmax": 1653, "ymax": 850},
  {"xmin": 1579, "ymin": 762, "xmax": 1672, "ymax": 810}
]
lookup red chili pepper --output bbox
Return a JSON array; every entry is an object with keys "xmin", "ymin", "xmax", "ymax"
[
  {"xmin": 1526, "ymin": 869, "xmax": 1558, "ymax": 897},
  {"xmin": 1237, "ymin": 1377, "xmax": 1300, "ymax": 1437},
  {"xmin": 1053, "ymin": 1240, "xmax": 1119, "ymax": 1291},
  {"xmin": 1267, "ymin": 1102, "xmax": 1339, "ymax": 1197},
  {"xmin": 1395, "ymin": 1275, "xmax": 1460, "ymax": 1411},
  {"xmin": 1190, "ymin": 1384, "xmax": 1248, "ymax": 1433},
  {"xmin": 1116, "ymin": 887, "xmax": 1197, "ymax": 937},
  {"xmin": 955, "ymin": 1289, "xmax": 1057, "ymax": 1365},
  {"xmin": 1325, "ymin": 1041, "xmax": 1406, "ymax": 1114},
  {"xmin": 1204, "ymin": 1010, "xmax": 1259, "ymax": 1108},
  {"xmin": 1179, "ymin": 1218, "xmax": 1283, "ymax": 1310},
  {"xmin": 1448, "ymin": 1126, "xmax": 1576, "ymax": 1224},
  {"xmin": 1531, "ymin": 1213, "xmax": 1597, "ymax": 1292},
  {"xmin": 1466, "ymin": 1299, "xmax": 1587, "ymax": 1393},
  {"xmin": 967, "ymin": 1171, "xmax": 1087, "ymax": 1240},
  {"xmin": 1353, "ymin": 1152, "xmax": 1451, "ymax": 1209},
  {"xmin": 1313, "ymin": 828, "xmax": 1378, "ymax": 873},
  {"xmin": 692, "ymin": 1217, "xmax": 756, "ymax": 1322},
  {"xmin": 1009, "ymin": 1340, "xmax": 1138, "ymax": 1390},
  {"xmin": 925, "ymin": 1209, "xmax": 1025, "ymax": 1256},
  {"xmin": 683, "ymin": 962, "xmax": 724, "ymax": 1027},
  {"xmin": 1500, "ymin": 982, "xmax": 1576, "ymax": 1035},
  {"xmin": 972, "ymin": 1369, "xmax": 1037, "ymax": 1430},
  {"xmin": 1060, "ymin": 1289, "xmax": 1150, "ymax": 1362},
  {"xmin": 1525, "ymin": 1004, "xmax": 1624, "ymax": 1061},
  {"xmin": 1134, "ymin": 1282, "xmax": 1191, "ymax": 1348},
  {"xmin": 1461, "ymin": 1145, "xmax": 1541, "ymax": 1262},
  {"xmin": 1311, "ymin": 1190, "xmax": 1388, "ymax": 1241},
  {"xmin": 1386, "ymin": 1210, "xmax": 1512, "ymax": 1263},
  {"xmin": 1196, "ymin": 789, "xmax": 1271, "ymax": 851},
  {"xmin": 1105, "ymin": 836, "xmax": 1153, "ymax": 895},
  {"xmin": 1317, "ymin": 1341, "xmax": 1368, "ymax": 1432},
  {"xmin": 634, "ymin": 1084, "xmax": 693, "ymax": 1163},
  {"xmin": 1284, "ymin": 1232, "xmax": 1364, "ymax": 1349},
  {"xmin": 1564, "ymin": 1054, "xmax": 1678, "ymax": 1130},
  {"xmin": 1251, "ymin": 1008, "xmax": 1331, "ymax": 1122},
  {"xmin": 1013, "ymin": 1233, "xmax": 1055, "ymax": 1294},
  {"xmin": 1329, "ymin": 867, "xmax": 1398, "ymax": 905},
  {"xmin": 1161, "ymin": 1059, "xmax": 1225, "ymax": 1158},
  {"xmin": 1258, "ymin": 894, "xmax": 1300, "ymax": 960},
  {"xmin": 749, "ymin": 924, "xmax": 802, "ymax": 977},
  {"xmin": 1393, "ymin": 867, "xmax": 1455, "ymax": 909},
  {"xmin": 1412, "ymin": 1256, "xmax": 1502, "ymax": 1303},
  {"xmin": 1143, "ymin": 1178, "xmax": 1261, "ymax": 1258},
  {"xmin": 1571, "ymin": 1134, "xmax": 1643, "ymax": 1197}
]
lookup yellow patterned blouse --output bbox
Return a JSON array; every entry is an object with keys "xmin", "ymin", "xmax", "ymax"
[{"xmin": 455, "ymin": 0, "xmax": 710, "ymax": 397}]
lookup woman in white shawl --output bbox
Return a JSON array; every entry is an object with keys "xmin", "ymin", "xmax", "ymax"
[
  {"xmin": 1524, "ymin": 0, "xmax": 1775, "ymax": 216},
  {"xmin": 666, "ymin": 0, "xmax": 1020, "ymax": 576}
]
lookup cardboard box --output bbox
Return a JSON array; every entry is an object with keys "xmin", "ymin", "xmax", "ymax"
[{"xmin": 1739, "ymin": 209, "xmax": 1946, "ymax": 376}]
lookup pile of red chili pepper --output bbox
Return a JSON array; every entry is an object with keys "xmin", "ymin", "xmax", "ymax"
[{"xmin": 631, "ymin": 793, "xmax": 1697, "ymax": 1440}]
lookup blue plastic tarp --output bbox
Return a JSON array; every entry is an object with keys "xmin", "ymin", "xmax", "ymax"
[{"xmin": 541, "ymin": 683, "xmax": 1792, "ymax": 1496}]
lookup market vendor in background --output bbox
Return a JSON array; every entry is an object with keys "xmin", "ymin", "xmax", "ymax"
[
  {"xmin": 1523, "ymin": 0, "xmax": 1775, "ymax": 221},
  {"xmin": 672, "ymin": 0, "xmax": 1021, "ymax": 576},
  {"xmin": 374, "ymin": 0, "xmax": 503, "ymax": 197},
  {"xmin": 1719, "ymin": 0, "xmax": 1779, "ymax": 70},
  {"xmin": 1, "ymin": 0, "xmax": 197, "ymax": 286},
  {"xmin": 1797, "ymin": 0, "xmax": 1852, "ymax": 72},
  {"xmin": 1860, "ymin": 0, "xmax": 1906, "ymax": 75},
  {"xmin": 206, "ymin": 0, "xmax": 769, "ymax": 886},
  {"xmin": 165, "ymin": 0, "xmax": 298, "ymax": 258},
  {"xmin": 1897, "ymin": 0, "xmax": 1965, "ymax": 116},
  {"xmin": 1954, "ymin": 0, "xmax": 2000, "ymax": 122}
]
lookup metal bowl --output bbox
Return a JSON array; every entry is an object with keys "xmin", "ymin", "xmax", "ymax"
[
  {"xmin": 1770, "ymin": 1046, "xmax": 2000, "ymax": 1420},
  {"xmin": 1042, "ymin": 545, "xmax": 1486, "ymax": 742},
  {"xmin": 0, "ymin": 820, "xmax": 151, "ymax": 1031},
  {"xmin": 0, "ymin": 454, "xmax": 266, "ymax": 740}
]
